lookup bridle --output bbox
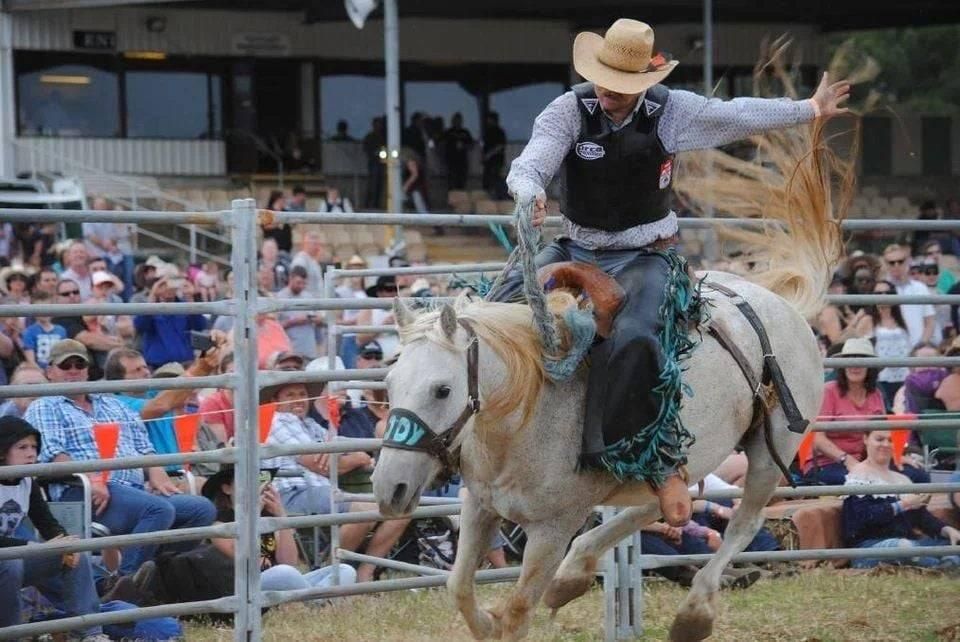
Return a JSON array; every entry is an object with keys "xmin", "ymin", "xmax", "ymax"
[{"xmin": 381, "ymin": 318, "xmax": 480, "ymax": 478}]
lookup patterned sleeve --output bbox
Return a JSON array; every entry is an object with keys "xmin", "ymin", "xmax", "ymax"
[
  {"xmin": 505, "ymin": 91, "xmax": 580, "ymax": 198},
  {"xmin": 24, "ymin": 400, "xmax": 64, "ymax": 462},
  {"xmin": 118, "ymin": 401, "xmax": 156, "ymax": 455},
  {"xmin": 659, "ymin": 90, "xmax": 816, "ymax": 154}
]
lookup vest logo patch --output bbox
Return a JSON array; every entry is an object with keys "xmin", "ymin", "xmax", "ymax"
[
  {"xmin": 575, "ymin": 142, "xmax": 605, "ymax": 161},
  {"xmin": 643, "ymin": 98, "xmax": 662, "ymax": 116},
  {"xmin": 580, "ymin": 97, "xmax": 599, "ymax": 115},
  {"xmin": 659, "ymin": 159, "xmax": 673, "ymax": 189}
]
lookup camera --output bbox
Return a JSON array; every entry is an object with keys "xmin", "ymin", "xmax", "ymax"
[{"xmin": 189, "ymin": 330, "xmax": 215, "ymax": 353}]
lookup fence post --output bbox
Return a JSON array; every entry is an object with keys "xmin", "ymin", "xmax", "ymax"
[
  {"xmin": 231, "ymin": 198, "xmax": 262, "ymax": 641},
  {"xmin": 602, "ymin": 507, "xmax": 644, "ymax": 641}
]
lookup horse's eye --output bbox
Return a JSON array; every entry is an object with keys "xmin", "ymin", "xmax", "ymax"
[{"xmin": 435, "ymin": 385, "xmax": 451, "ymax": 400}]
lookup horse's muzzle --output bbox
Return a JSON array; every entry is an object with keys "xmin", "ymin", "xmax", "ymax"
[{"xmin": 374, "ymin": 479, "xmax": 422, "ymax": 518}]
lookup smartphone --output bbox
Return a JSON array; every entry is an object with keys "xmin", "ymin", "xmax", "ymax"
[
  {"xmin": 190, "ymin": 330, "xmax": 215, "ymax": 353},
  {"xmin": 258, "ymin": 470, "xmax": 274, "ymax": 494}
]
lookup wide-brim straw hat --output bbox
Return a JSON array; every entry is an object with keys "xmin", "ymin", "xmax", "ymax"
[
  {"xmin": 838, "ymin": 337, "xmax": 877, "ymax": 359},
  {"xmin": 0, "ymin": 265, "xmax": 35, "ymax": 294},
  {"xmin": 573, "ymin": 19, "xmax": 678, "ymax": 95}
]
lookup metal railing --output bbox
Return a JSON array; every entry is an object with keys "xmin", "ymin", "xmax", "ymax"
[{"xmin": 0, "ymin": 202, "xmax": 958, "ymax": 642}]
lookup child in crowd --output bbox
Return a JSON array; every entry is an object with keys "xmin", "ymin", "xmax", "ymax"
[
  {"xmin": 194, "ymin": 261, "xmax": 220, "ymax": 302},
  {"xmin": 0, "ymin": 416, "xmax": 108, "ymax": 641},
  {"xmin": 21, "ymin": 291, "xmax": 67, "ymax": 369}
]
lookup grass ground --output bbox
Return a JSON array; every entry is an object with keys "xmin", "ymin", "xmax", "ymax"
[{"xmin": 184, "ymin": 568, "xmax": 960, "ymax": 641}]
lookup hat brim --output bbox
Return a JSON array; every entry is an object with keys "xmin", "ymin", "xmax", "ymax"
[
  {"xmin": 573, "ymin": 32, "xmax": 678, "ymax": 95},
  {"xmin": 259, "ymin": 381, "xmax": 325, "ymax": 406},
  {"xmin": 838, "ymin": 352, "xmax": 877, "ymax": 359}
]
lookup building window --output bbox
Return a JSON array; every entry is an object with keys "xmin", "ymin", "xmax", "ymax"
[
  {"xmin": 490, "ymin": 82, "xmax": 564, "ymax": 141},
  {"xmin": 17, "ymin": 63, "xmax": 120, "ymax": 137},
  {"xmin": 861, "ymin": 117, "xmax": 892, "ymax": 176},
  {"xmin": 319, "ymin": 74, "xmax": 384, "ymax": 141},
  {"xmin": 405, "ymin": 81, "xmax": 480, "ymax": 137},
  {"xmin": 922, "ymin": 117, "xmax": 952, "ymax": 176},
  {"xmin": 126, "ymin": 71, "xmax": 220, "ymax": 139}
]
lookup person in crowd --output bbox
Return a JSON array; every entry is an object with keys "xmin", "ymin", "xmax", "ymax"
[
  {"xmin": 882, "ymin": 244, "xmax": 935, "ymax": 346},
  {"xmin": 249, "ymin": 313, "xmax": 292, "ymax": 369},
  {"xmin": 129, "ymin": 262, "xmax": 158, "ymax": 305},
  {"xmin": 819, "ymin": 254, "xmax": 879, "ymax": 345},
  {"xmin": 482, "ymin": 111, "xmax": 507, "ymax": 197},
  {"xmin": 34, "ymin": 267, "xmax": 59, "ymax": 298},
  {"xmin": 262, "ymin": 191, "xmax": 293, "ymax": 254},
  {"xmin": 842, "ymin": 430, "xmax": 960, "ymax": 568},
  {"xmin": 84, "ymin": 198, "xmax": 135, "ymax": 300},
  {"xmin": 913, "ymin": 201, "xmax": 942, "ymax": 254},
  {"xmin": 0, "ymin": 221, "xmax": 14, "ymax": 266},
  {"xmin": 317, "ymin": 186, "xmax": 354, "ymax": 214},
  {"xmin": 24, "ymin": 340, "xmax": 216, "ymax": 580},
  {"xmin": 331, "ymin": 119, "xmax": 354, "ymax": 142},
  {"xmin": 291, "ymin": 230, "xmax": 328, "ymax": 294},
  {"xmin": 21, "ymin": 291, "xmax": 67, "ymax": 369},
  {"xmin": 277, "ymin": 265, "xmax": 323, "ymax": 360},
  {"xmin": 363, "ymin": 116, "xmax": 386, "ymax": 209},
  {"xmin": 918, "ymin": 257, "xmax": 953, "ymax": 340},
  {"xmin": 802, "ymin": 338, "xmax": 885, "ymax": 486},
  {"xmin": 52, "ymin": 279, "xmax": 125, "ymax": 377},
  {"xmin": 443, "ymin": 112, "xmax": 474, "ymax": 191},
  {"xmin": 0, "ymin": 365, "xmax": 47, "ymax": 418},
  {"xmin": 285, "ymin": 185, "xmax": 308, "ymax": 213},
  {"xmin": 59, "ymin": 241, "xmax": 94, "ymax": 301},
  {"xmin": 205, "ymin": 466, "xmax": 357, "ymax": 591},
  {"xmin": 133, "ymin": 274, "xmax": 207, "ymax": 369},
  {"xmin": 89, "ymin": 271, "xmax": 133, "ymax": 342},
  {"xmin": 354, "ymin": 277, "xmax": 400, "ymax": 363},
  {"xmin": 402, "ymin": 112, "xmax": 427, "ymax": 159},
  {"xmin": 258, "ymin": 237, "xmax": 290, "ymax": 292},
  {"xmin": 338, "ymin": 343, "xmax": 390, "ymax": 493},
  {"xmin": 333, "ymin": 255, "xmax": 369, "ymax": 369},
  {"xmin": 870, "ymin": 280, "xmax": 911, "ymax": 409},
  {"xmin": 402, "ymin": 150, "xmax": 431, "ymax": 218},
  {"xmin": 0, "ymin": 265, "xmax": 33, "ymax": 305},
  {"xmin": 105, "ymin": 341, "xmax": 223, "ymax": 478},
  {"xmin": 0, "ymin": 416, "xmax": 109, "ymax": 642},
  {"xmin": 920, "ymin": 239, "xmax": 957, "ymax": 294},
  {"xmin": 935, "ymin": 338, "xmax": 960, "ymax": 412},
  {"xmin": 197, "ymin": 352, "xmax": 235, "ymax": 446},
  {"xmin": 194, "ymin": 260, "xmax": 221, "ymax": 302}
]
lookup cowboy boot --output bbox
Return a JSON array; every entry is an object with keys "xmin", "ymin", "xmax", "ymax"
[{"xmin": 654, "ymin": 469, "xmax": 692, "ymax": 527}]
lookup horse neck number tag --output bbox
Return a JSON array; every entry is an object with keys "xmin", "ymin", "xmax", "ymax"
[{"xmin": 384, "ymin": 409, "xmax": 430, "ymax": 449}]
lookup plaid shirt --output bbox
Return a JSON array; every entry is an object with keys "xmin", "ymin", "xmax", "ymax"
[
  {"xmin": 262, "ymin": 411, "xmax": 330, "ymax": 492},
  {"xmin": 25, "ymin": 394, "xmax": 155, "ymax": 497}
]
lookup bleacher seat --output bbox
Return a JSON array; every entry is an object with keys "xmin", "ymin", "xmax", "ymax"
[
  {"xmin": 447, "ymin": 190, "xmax": 471, "ymax": 214},
  {"xmin": 475, "ymin": 199, "xmax": 499, "ymax": 215},
  {"xmin": 497, "ymin": 200, "xmax": 515, "ymax": 215}
]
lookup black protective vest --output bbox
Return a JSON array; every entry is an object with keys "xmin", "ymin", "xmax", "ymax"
[{"xmin": 561, "ymin": 82, "xmax": 674, "ymax": 232}]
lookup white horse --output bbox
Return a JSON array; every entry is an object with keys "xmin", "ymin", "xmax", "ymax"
[{"xmin": 372, "ymin": 120, "xmax": 852, "ymax": 641}]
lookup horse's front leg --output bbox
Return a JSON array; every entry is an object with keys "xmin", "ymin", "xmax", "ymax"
[
  {"xmin": 490, "ymin": 520, "xmax": 580, "ymax": 641},
  {"xmin": 448, "ymin": 490, "xmax": 503, "ymax": 640}
]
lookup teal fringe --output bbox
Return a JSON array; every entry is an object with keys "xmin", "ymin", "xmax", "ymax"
[
  {"xmin": 544, "ymin": 307, "xmax": 596, "ymax": 381},
  {"xmin": 590, "ymin": 250, "xmax": 706, "ymax": 486}
]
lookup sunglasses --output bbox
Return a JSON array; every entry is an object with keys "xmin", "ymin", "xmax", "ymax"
[
  {"xmin": 56, "ymin": 358, "xmax": 89, "ymax": 371},
  {"xmin": 923, "ymin": 266, "xmax": 940, "ymax": 276},
  {"xmin": 873, "ymin": 289, "xmax": 893, "ymax": 295},
  {"xmin": 360, "ymin": 351, "xmax": 383, "ymax": 360},
  {"xmin": 885, "ymin": 258, "xmax": 906, "ymax": 266},
  {"xmin": 58, "ymin": 289, "xmax": 81, "ymax": 297}
]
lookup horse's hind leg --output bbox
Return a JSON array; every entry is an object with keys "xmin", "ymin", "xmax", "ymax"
[
  {"xmin": 544, "ymin": 500, "xmax": 660, "ymax": 611},
  {"xmin": 669, "ymin": 427, "xmax": 784, "ymax": 642}
]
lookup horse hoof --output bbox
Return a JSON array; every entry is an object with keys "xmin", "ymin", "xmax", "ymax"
[
  {"xmin": 668, "ymin": 605, "xmax": 714, "ymax": 642},
  {"xmin": 543, "ymin": 573, "xmax": 594, "ymax": 610}
]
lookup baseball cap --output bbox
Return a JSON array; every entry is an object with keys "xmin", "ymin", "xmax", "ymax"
[
  {"xmin": 48, "ymin": 339, "xmax": 90, "ymax": 366},
  {"xmin": 92, "ymin": 270, "xmax": 121, "ymax": 288},
  {"xmin": 359, "ymin": 340, "xmax": 383, "ymax": 359}
]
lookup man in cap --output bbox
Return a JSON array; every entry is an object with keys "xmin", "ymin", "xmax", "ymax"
[
  {"xmin": 277, "ymin": 265, "xmax": 324, "ymax": 360},
  {"xmin": 491, "ymin": 18, "xmax": 851, "ymax": 524},
  {"xmin": 24, "ymin": 339, "xmax": 216, "ymax": 578}
]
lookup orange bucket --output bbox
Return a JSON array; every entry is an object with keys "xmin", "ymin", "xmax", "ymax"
[
  {"xmin": 886, "ymin": 414, "xmax": 916, "ymax": 467},
  {"xmin": 174, "ymin": 413, "xmax": 202, "ymax": 471}
]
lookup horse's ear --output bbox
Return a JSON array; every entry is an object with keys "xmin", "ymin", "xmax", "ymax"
[
  {"xmin": 393, "ymin": 297, "xmax": 415, "ymax": 329},
  {"xmin": 440, "ymin": 303, "xmax": 457, "ymax": 340}
]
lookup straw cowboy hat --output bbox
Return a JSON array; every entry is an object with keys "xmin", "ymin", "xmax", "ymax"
[
  {"xmin": 838, "ymin": 337, "xmax": 877, "ymax": 359},
  {"xmin": 573, "ymin": 19, "xmax": 678, "ymax": 95},
  {"xmin": 0, "ymin": 265, "xmax": 35, "ymax": 294}
]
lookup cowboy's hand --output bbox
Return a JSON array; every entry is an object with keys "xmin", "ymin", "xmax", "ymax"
[
  {"xmin": 811, "ymin": 72, "xmax": 851, "ymax": 118},
  {"xmin": 514, "ymin": 185, "xmax": 547, "ymax": 227}
]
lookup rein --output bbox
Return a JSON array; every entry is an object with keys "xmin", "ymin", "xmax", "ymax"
[{"xmin": 382, "ymin": 318, "xmax": 480, "ymax": 478}]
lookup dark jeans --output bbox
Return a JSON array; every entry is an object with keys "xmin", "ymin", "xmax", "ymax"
[
  {"xmin": 60, "ymin": 482, "xmax": 216, "ymax": 576},
  {"xmin": 694, "ymin": 499, "xmax": 780, "ymax": 552},
  {"xmin": 640, "ymin": 531, "xmax": 712, "ymax": 584},
  {"xmin": 801, "ymin": 462, "xmax": 848, "ymax": 486}
]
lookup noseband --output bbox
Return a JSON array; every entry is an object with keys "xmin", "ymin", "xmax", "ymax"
[{"xmin": 382, "ymin": 318, "xmax": 480, "ymax": 478}]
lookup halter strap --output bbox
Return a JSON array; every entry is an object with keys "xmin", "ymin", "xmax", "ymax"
[{"xmin": 382, "ymin": 318, "xmax": 480, "ymax": 478}]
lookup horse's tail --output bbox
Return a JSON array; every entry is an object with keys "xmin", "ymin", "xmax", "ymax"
[
  {"xmin": 673, "ymin": 38, "xmax": 859, "ymax": 321},
  {"xmin": 675, "ymin": 119, "xmax": 856, "ymax": 320}
]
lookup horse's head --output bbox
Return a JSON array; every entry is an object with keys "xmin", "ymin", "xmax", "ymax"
[{"xmin": 372, "ymin": 299, "xmax": 480, "ymax": 517}]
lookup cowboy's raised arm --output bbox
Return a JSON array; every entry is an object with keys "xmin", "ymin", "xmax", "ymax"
[
  {"xmin": 506, "ymin": 91, "xmax": 580, "ymax": 204},
  {"xmin": 661, "ymin": 72, "xmax": 850, "ymax": 154}
]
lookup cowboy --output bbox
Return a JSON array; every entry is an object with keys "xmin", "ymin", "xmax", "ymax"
[{"xmin": 491, "ymin": 19, "xmax": 851, "ymax": 525}]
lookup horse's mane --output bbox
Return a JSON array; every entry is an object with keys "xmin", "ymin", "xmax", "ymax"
[{"xmin": 398, "ymin": 296, "xmax": 550, "ymax": 429}]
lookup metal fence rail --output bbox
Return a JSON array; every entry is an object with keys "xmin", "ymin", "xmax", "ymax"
[{"xmin": 0, "ymin": 200, "xmax": 958, "ymax": 642}]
